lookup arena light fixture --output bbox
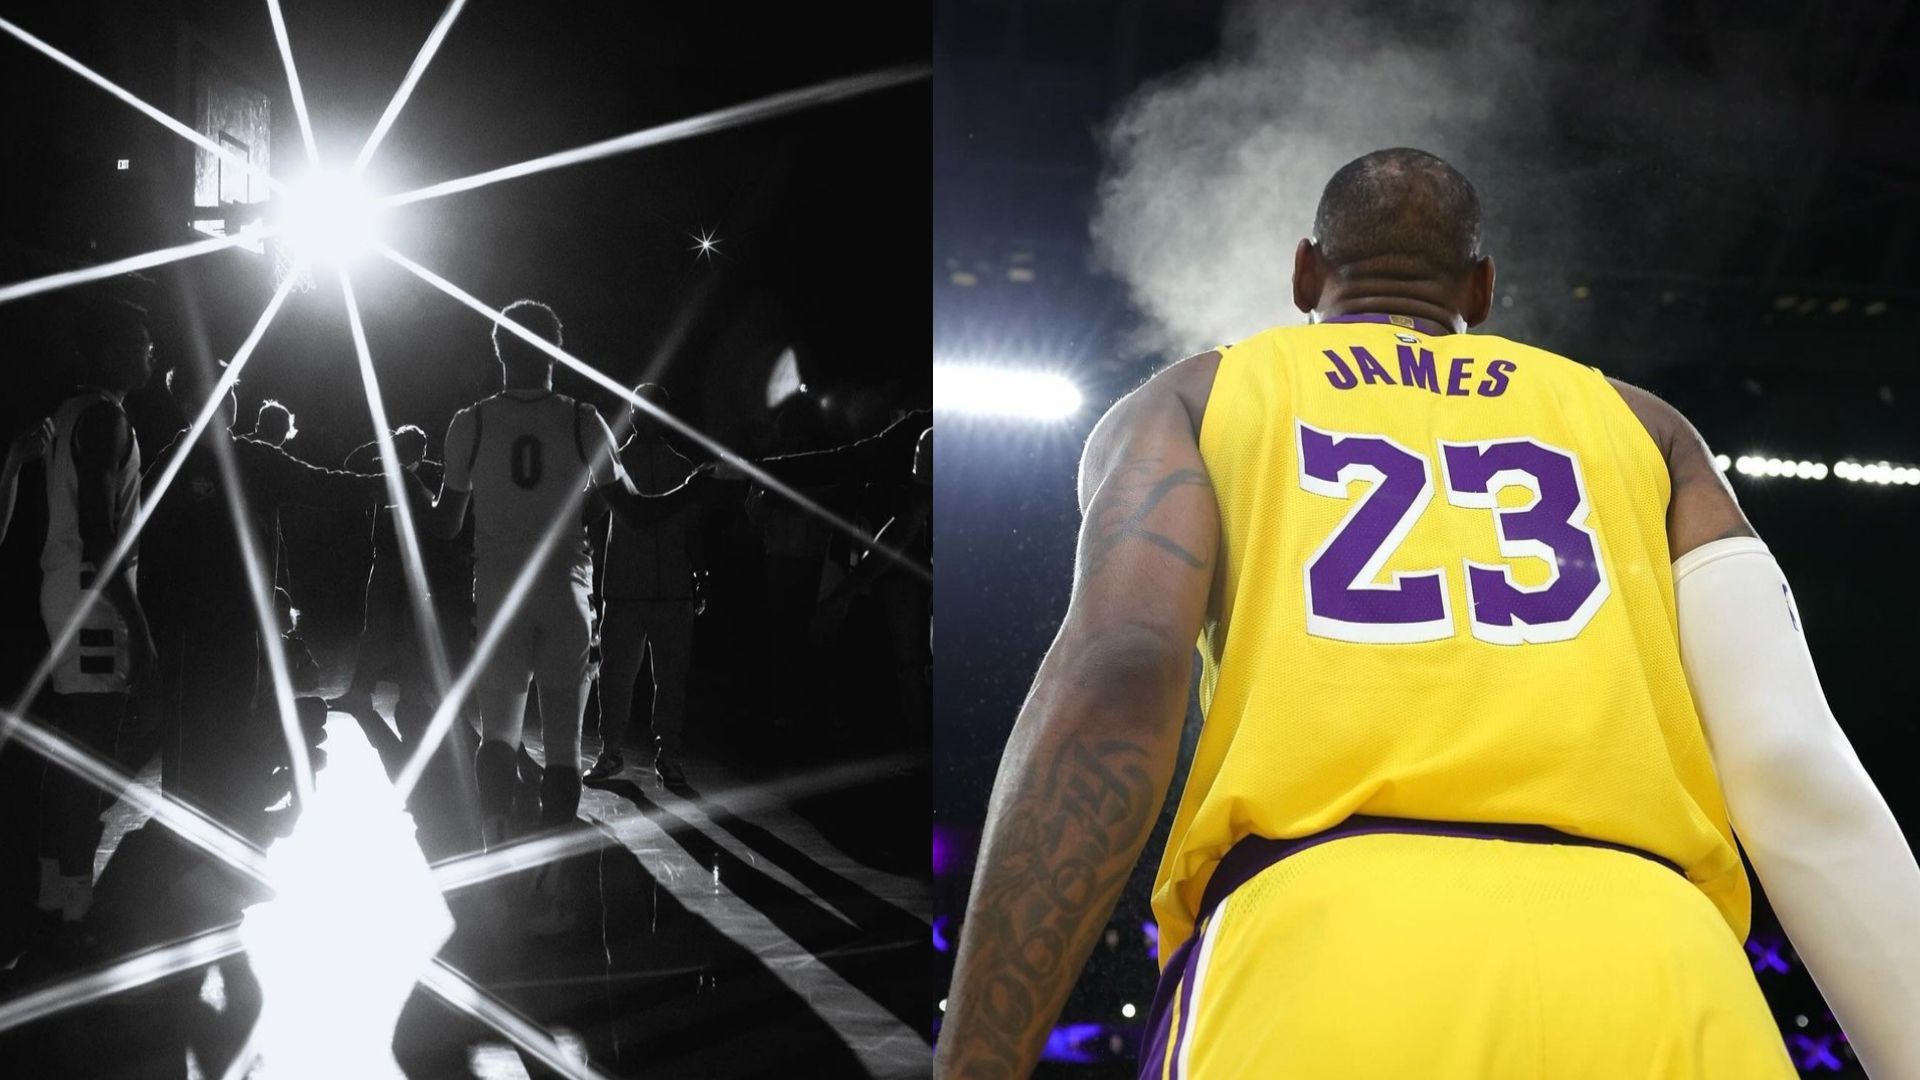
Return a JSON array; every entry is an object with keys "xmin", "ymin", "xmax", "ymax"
[
  {"xmin": 691, "ymin": 229, "xmax": 720, "ymax": 261},
  {"xmin": 1733, "ymin": 455, "xmax": 1830, "ymax": 482},
  {"xmin": 275, "ymin": 169, "xmax": 386, "ymax": 268},
  {"xmin": 1835, "ymin": 460, "xmax": 1920, "ymax": 486},
  {"xmin": 934, "ymin": 362, "xmax": 1084, "ymax": 421},
  {"xmin": 765, "ymin": 346, "xmax": 803, "ymax": 407}
]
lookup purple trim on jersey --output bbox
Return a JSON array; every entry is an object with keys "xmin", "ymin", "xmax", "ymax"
[
  {"xmin": 1321, "ymin": 312, "xmax": 1452, "ymax": 337},
  {"xmin": 1137, "ymin": 926, "xmax": 1205, "ymax": 1080},
  {"xmin": 1195, "ymin": 816, "xmax": 1685, "ymax": 929}
]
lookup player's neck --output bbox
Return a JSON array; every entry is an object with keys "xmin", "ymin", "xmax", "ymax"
[
  {"xmin": 1317, "ymin": 292, "xmax": 1467, "ymax": 334},
  {"xmin": 80, "ymin": 382, "xmax": 128, "ymax": 404},
  {"xmin": 502, "ymin": 381, "xmax": 551, "ymax": 395}
]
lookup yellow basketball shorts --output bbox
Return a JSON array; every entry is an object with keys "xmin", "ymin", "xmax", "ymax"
[{"xmin": 1141, "ymin": 833, "xmax": 1795, "ymax": 1078}]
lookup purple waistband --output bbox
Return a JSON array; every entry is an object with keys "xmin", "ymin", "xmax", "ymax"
[
  {"xmin": 1195, "ymin": 815, "xmax": 1685, "ymax": 927},
  {"xmin": 1320, "ymin": 312, "xmax": 1452, "ymax": 337}
]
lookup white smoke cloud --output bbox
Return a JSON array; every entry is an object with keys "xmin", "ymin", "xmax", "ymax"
[{"xmin": 1090, "ymin": 0, "xmax": 1795, "ymax": 361}]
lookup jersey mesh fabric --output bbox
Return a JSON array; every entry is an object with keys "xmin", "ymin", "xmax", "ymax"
[
  {"xmin": 1148, "ymin": 320, "xmax": 1748, "ymax": 965},
  {"xmin": 450, "ymin": 391, "xmax": 620, "ymax": 584},
  {"xmin": 42, "ymin": 389, "xmax": 141, "ymax": 585}
]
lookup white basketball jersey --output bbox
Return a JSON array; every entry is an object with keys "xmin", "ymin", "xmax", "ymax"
[
  {"xmin": 445, "ymin": 390, "xmax": 622, "ymax": 582},
  {"xmin": 41, "ymin": 388, "xmax": 141, "ymax": 589}
]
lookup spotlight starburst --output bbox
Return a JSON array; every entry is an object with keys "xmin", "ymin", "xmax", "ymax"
[
  {"xmin": 0, "ymin": 8, "xmax": 928, "ymax": 1077},
  {"xmin": 275, "ymin": 169, "xmax": 387, "ymax": 269}
]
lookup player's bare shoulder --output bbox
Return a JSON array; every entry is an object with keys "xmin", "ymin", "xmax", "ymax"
[
  {"xmin": 1603, "ymin": 376, "xmax": 1680, "ymax": 460},
  {"xmin": 1078, "ymin": 351, "xmax": 1220, "ymax": 513},
  {"xmin": 1603, "ymin": 375, "xmax": 1757, "ymax": 558}
]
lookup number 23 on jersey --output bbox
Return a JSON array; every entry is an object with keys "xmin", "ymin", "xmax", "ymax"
[{"xmin": 1297, "ymin": 420, "xmax": 1611, "ymax": 647}]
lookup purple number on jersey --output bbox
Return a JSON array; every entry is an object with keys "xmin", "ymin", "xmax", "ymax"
[
  {"xmin": 1297, "ymin": 422, "xmax": 1610, "ymax": 646},
  {"xmin": 1297, "ymin": 422, "xmax": 1452, "ymax": 643},
  {"xmin": 1439, "ymin": 438, "xmax": 1610, "ymax": 644}
]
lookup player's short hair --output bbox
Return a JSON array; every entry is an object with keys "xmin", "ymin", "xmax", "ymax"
[
  {"xmin": 75, "ymin": 298, "xmax": 150, "ymax": 377},
  {"xmin": 255, "ymin": 399, "xmax": 296, "ymax": 441},
  {"xmin": 1313, "ymin": 148, "xmax": 1484, "ymax": 280},
  {"xmin": 391, "ymin": 423, "xmax": 428, "ymax": 464},
  {"xmin": 630, "ymin": 382, "xmax": 671, "ymax": 421},
  {"xmin": 493, "ymin": 299, "xmax": 563, "ymax": 380}
]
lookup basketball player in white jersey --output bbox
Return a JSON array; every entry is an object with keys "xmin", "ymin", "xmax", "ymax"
[
  {"xmin": 425, "ymin": 300, "xmax": 703, "ymax": 850},
  {"xmin": 36, "ymin": 297, "xmax": 156, "ymax": 932}
]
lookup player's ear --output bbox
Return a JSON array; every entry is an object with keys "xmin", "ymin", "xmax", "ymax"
[
  {"xmin": 1462, "ymin": 255, "xmax": 1496, "ymax": 328},
  {"xmin": 1292, "ymin": 238, "xmax": 1322, "ymax": 316}
]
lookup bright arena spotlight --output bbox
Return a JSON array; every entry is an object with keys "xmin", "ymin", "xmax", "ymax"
[
  {"xmin": 271, "ymin": 168, "xmax": 388, "ymax": 268},
  {"xmin": 934, "ymin": 361, "xmax": 1084, "ymax": 421},
  {"xmin": 238, "ymin": 706, "xmax": 453, "ymax": 1079},
  {"xmin": 1835, "ymin": 460, "xmax": 1920, "ymax": 486},
  {"xmin": 1733, "ymin": 455, "xmax": 1829, "ymax": 481}
]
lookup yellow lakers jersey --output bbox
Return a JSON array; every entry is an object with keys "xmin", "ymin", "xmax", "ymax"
[{"xmin": 1149, "ymin": 316, "xmax": 1749, "ymax": 963}]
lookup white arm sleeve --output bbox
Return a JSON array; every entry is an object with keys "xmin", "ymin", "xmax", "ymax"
[{"xmin": 1676, "ymin": 536, "xmax": 1920, "ymax": 1079}]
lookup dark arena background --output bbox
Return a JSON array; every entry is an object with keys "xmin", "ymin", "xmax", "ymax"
[
  {"xmin": 934, "ymin": 0, "xmax": 1920, "ymax": 1077},
  {"xmin": 0, "ymin": 1, "xmax": 928, "ymax": 1077}
]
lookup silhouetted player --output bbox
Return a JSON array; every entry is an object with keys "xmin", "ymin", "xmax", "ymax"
[
  {"xmin": 939, "ymin": 149, "xmax": 1920, "ymax": 1078},
  {"xmin": 145, "ymin": 361, "xmax": 388, "ymax": 831},
  {"xmin": 587, "ymin": 382, "xmax": 701, "ymax": 786},
  {"xmin": 249, "ymin": 399, "xmax": 295, "ymax": 448},
  {"xmin": 422, "ymin": 300, "xmax": 699, "ymax": 852},
  {"xmin": 35, "ymin": 298, "xmax": 155, "ymax": 931}
]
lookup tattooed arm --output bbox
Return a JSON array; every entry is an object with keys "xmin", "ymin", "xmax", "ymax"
[{"xmin": 937, "ymin": 351, "xmax": 1222, "ymax": 1079}]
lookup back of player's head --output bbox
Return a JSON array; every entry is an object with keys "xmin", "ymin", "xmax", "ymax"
[
  {"xmin": 493, "ymin": 299, "xmax": 563, "ymax": 384},
  {"xmin": 391, "ymin": 423, "xmax": 428, "ymax": 467},
  {"xmin": 75, "ymin": 298, "xmax": 152, "ymax": 385},
  {"xmin": 628, "ymin": 382, "xmax": 670, "ymax": 428},
  {"xmin": 255, "ymin": 399, "xmax": 296, "ymax": 444},
  {"xmin": 1313, "ymin": 148, "xmax": 1483, "ymax": 281}
]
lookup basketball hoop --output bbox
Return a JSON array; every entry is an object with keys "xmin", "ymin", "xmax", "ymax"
[{"xmin": 270, "ymin": 237, "xmax": 315, "ymax": 295}]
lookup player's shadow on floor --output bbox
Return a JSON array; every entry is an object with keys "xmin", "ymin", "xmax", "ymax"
[
  {"xmin": 593, "ymin": 778, "xmax": 925, "ymax": 1043},
  {"xmin": 0, "ymin": 808, "xmax": 874, "ymax": 1078},
  {"xmin": 402, "ymin": 814, "xmax": 874, "ymax": 1078}
]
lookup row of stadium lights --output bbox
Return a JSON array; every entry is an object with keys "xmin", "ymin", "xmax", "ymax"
[
  {"xmin": 1724, "ymin": 455, "xmax": 1920, "ymax": 486},
  {"xmin": 934, "ymin": 370, "xmax": 1918, "ymax": 488}
]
